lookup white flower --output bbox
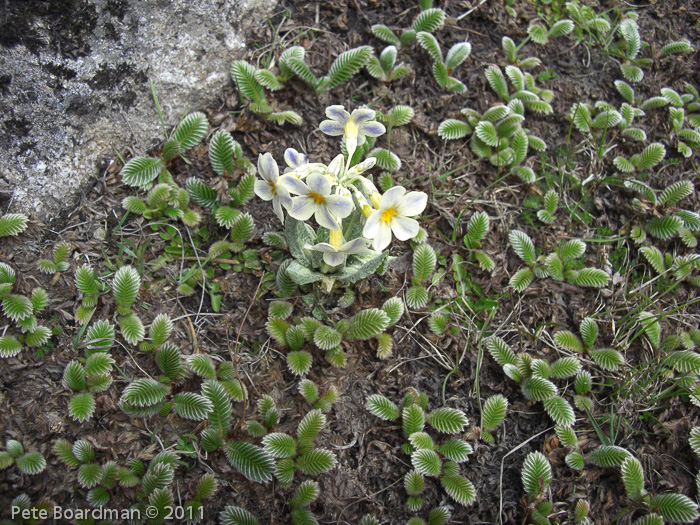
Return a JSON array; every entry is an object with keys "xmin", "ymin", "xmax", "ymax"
[
  {"xmin": 253, "ymin": 153, "xmax": 292, "ymax": 224},
  {"xmin": 362, "ymin": 186, "xmax": 427, "ymax": 251},
  {"xmin": 283, "ymin": 148, "xmax": 309, "ymax": 173},
  {"xmin": 319, "ymin": 105, "xmax": 386, "ymax": 158},
  {"xmin": 282, "ymin": 172, "xmax": 354, "ymax": 230},
  {"xmin": 305, "ymin": 238, "xmax": 374, "ymax": 266}
]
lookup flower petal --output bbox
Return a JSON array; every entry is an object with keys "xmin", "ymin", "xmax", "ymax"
[
  {"xmin": 306, "ymin": 172, "xmax": 331, "ymax": 197},
  {"xmin": 395, "ymin": 191, "xmax": 428, "ymax": 217},
  {"xmin": 307, "ymin": 242, "xmax": 337, "ymax": 254},
  {"xmin": 379, "ymin": 186, "xmax": 407, "ymax": 210},
  {"xmin": 279, "ymin": 175, "xmax": 310, "ymax": 196},
  {"xmin": 254, "ymin": 179, "xmax": 274, "ymax": 201},
  {"xmin": 289, "ymin": 196, "xmax": 316, "ymax": 221},
  {"xmin": 276, "ymin": 184, "xmax": 293, "ymax": 209},
  {"xmin": 340, "ymin": 238, "xmax": 372, "ymax": 254},
  {"xmin": 315, "ymin": 205, "xmax": 340, "ymax": 230},
  {"xmin": 319, "ymin": 120, "xmax": 345, "ymax": 136},
  {"xmin": 373, "ymin": 222, "xmax": 393, "ymax": 251},
  {"xmin": 390, "ymin": 215, "xmax": 420, "ymax": 241},
  {"xmin": 323, "ymin": 251, "xmax": 345, "ymax": 267},
  {"xmin": 325, "ymin": 195, "xmax": 354, "ymax": 219},
  {"xmin": 257, "ymin": 152, "xmax": 279, "ymax": 182},
  {"xmin": 350, "ymin": 108, "xmax": 376, "ymax": 124},
  {"xmin": 284, "ymin": 148, "xmax": 307, "ymax": 169},
  {"xmin": 272, "ymin": 196, "xmax": 285, "ymax": 224},
  {"xmin": 325, "ymin": 105, "xmax": 350, "ymax": 123},
  {"xmin": 363, "ymin": 211, "xmax": 381, "ymax": 239},
  {"xmin": 359, "ymin": 121, "xmax": 386, "ymax": 138}
]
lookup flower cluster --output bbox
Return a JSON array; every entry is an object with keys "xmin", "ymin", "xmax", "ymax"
[{"xmin": 253, "ymin": 105, "xmax": 427, "ymax": 274}]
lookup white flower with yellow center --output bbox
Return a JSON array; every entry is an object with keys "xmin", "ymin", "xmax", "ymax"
[
  {"xmin": 362, "ymin": 186, "xmax": 427, "ymax": 251},
  {"xmin": 253, "ymin": 152, "xmax": 292, "ymax": 224},
  {"xmin": 305, "ymin": 234, "xmax": 375, "ymax": 267},
  {"xmin": 319, "ymin": 106, "xmax": 386, "ymax": 159},
  {"xmin": 282, "ymin": 172, "xmax": 354, "ymax": 231}
]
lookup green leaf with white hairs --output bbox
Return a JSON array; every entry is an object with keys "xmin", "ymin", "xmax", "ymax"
[
  {"xmin": 413, "ymin": 244, "xmax": 437, "ymax": 282},
  {"xmin": 268, "ymin": 301, "xmax": 293, "ymax": 319},
  {"xmin": 225, "ymin": 442, "xmax": 274, "ymax": 483},
  {"xmin": 438, "ymin": 119, "xmax": 472, "ymax": 140},
  {"xmin": 120, "ymin": 157, "xmax": 164, "ymax": 187},
  {"xmin": 486, "ymin": 337, "xmax": 516, "ymax": 367},
  {"xmin": 297, "ymin": 409, "xmax": 325, "ymax": 442},
  {"xmin": 406, "ymin": 286, "xmax": 429, "ymax": 309},
  {"xmin": 587, "ymin": 445, "xmax": 631, "ymax": 467},
  {"xmin": 69, "ymin": 393, "xmax": 96, "ymax": 422},
  {"xmin": 382, "ymin": 297, "xmax": 404, "ymax": 326},
  {"xmin": 615, "ymin": 80, "xmax": 635, "ymax": 104},
  {"xmin": 173, "ymin": 112, "xmax": 207, "ymax": 152},
  {"xmin": 0, "ymin": 213, "xmax": 29, "ymax": 237},
  {"xmin": 445, "ymin": 42, "xmax": 471, "ymax": 70},
  {"xmin": 475, "ymin": 121, "xmax": 500, "ymax": 147},
  {"xmin": 481, "ymin": 394, "xmax": 508, "ymax": 432},
  {"xmin": 649, "ymin": 493, "xmax": 699, "ymax": 523},
  {"xmin": 426, "ymin": 407, "xmax": 468, "ymax": 434},
  {"xmin": 543, "ymin": 396, "xmax": 575, "ymax": 426},
  {"xmin": 523, "ymin": 376, "xmax": 557, "ymax": 401},
  {"xmin": 591, "ymin": 348, "xmax": 625, "ymax": 370},
  {"xmin": 660, "ymin": 39, "xmax": 694, "ymax": 56},
  {"xmin": 439, "ymin": 440, "xmax": 473, "ymax": 462},
  {"xmin": 119, "ymin": 313, "xmax": 145, "ymax": 345},
  {"xmin": 659, "ymin": 180, "xmax": 693, "ymax": 207},
  {"xmin": 416, "ymin": 32, "xmax": 443, "ymax": 64},
  {"xmin": 634, "ymin": 143, "xmax": 666, "ymax": 170},
  {"xmin": 527, "ymin": 23, "xmax": 549, "ymax": 45},
  {"xmin": 412, "ymin": 449, "xmax": 441, "ymax": 477},
  {"xmin": 0, "ymin": 335, "xmax": 22, "ymax": 358},
  {"xmin": 172, "ymin": 392, "xmax": 213, "ymax": 420},
  {"xmin": 412, "ymin": 8, "xmax": 445, "ymax": 32},
  {"xmin": 509, "ymin": 230, "xmax": 536, "ymax": 265},
  {"xmin": 313, "ymin": 325, "xmax": 342, "ymax": 351},
  {"xmin": 262, "ymin": 433, "xmax": 297, "ymax": 458},
  {"xmin": 521, "ymin": 451, "xmax": 552, "ymax": 497},
  {"xmin": 120, "ymin": 378, "xmax": 169, "ymax": 408},
  {"xmin": 297, "ymin": 448, "xmax": 336, "ymax": 475},
  {"xmin": 149, "ymin": 313, "xmax": 173, "ymax": 347},
  {"xmin": 346, "ymin": 309, "xmax": 390, "ymax": 340},
  {"xmin": 290, "ymin": 480, "xmax": 320, "ymax": 510},
  {"xmin": 112, "ymin": 266, "xmax": 140, "ymax": 313},
  {"xmin": 646, "ymin": 216, "xmax": 683, "ymax": 240},
  {"xmin": 569, "ymin": 268, "xmax": 609, "ymax": 287},
  {"xmin": 231, "ymin": 61, "xmax": 265, "ymax": 104},
  {"xmin": 366, "ymin": 394, "xmax": 400, "ymax": 420},
  {"xmin": 368, "ymin": 148, "xmax": 401, "ymax": 170},
  {"xmin": 403, "ymin": 404, "xmax": 426, "ymax": 436},
  {"xmin": 556, "ymin": 425, "xmax": 577, "ymax": 447},
  {"xmin": 441, "ymin": 473, "xmax": 476, "ymax": 506},
  {"xmin": 485, "ymin": 65, "xmax": 509, "ymax": 102},
  {"xmin": 621, "ymin": 456, "xmax": 645, "ymax": 500},
  {"xmin": 549, "ymin": 19, "xmax": 574, "ymax": 38},
  {"xmin": 328, "ymin": 46, "xmax": 372, "ymax": 89},
  {"xmin": 550, "ymin": 357, "xmax": 581, "ymax": 378},
  {"xmin": 371, "ymin": 24, "xmax": 400, "ymax": 46},
  {"xmin": 2, "ymin": 294, "xmax": 32, "ymax": 322}
]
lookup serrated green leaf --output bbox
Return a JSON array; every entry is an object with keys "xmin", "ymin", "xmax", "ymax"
[
  {"xmin": 441, "ymin": 474, "xmax": 476, "ymax": 506},
  {"xmin": 543, "ymin": 396, "xmax": 575, "ymax": 426},
  {"xmin": 174, "ymin": 112, "xmax": 208, "ymax": 152},
  {"xmin": 120, "ymin": 157, "xmax": 164, "ymax": 187},
  {"xmin": 587, "ymin": 445, "xmax": 631, "ymax": 467},
  {"xmin": 426, "ymin": 407, "xmax": 468, "ymax": 434},
  {"xmin": 287, "ymin": 351, "xmax": 313, "ymax": 376},
  {"xmin": 649, "ymin": 493, "xmax": 699, "ymax": 523},
  {"xmin": 522, "ymin": 451, "xmax": 552, "ymax": 497},
  {"xmin": 225, "ymin": 441, "xmax": 274, "ymax": 483},
  {"xmin": 328, "ymin": 46, "xmax": 372, "ymax": 89},
  {"xmin": 509, "ymin": 230, "xmax": 535, "ymax": 265}
]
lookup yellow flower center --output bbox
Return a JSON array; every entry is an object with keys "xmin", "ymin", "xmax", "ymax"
[
  {"xmin": 329, "ymin": 229, "xmax": 343, "ymax": 249},
  {"xmin": 309, "ymin": 192, "xmax": 326, "ymax": 205},
  {"xmin": 344, "ymin": 119, "xmax": 359, "ymax": 141},
  {"xmin": 381, "ymin": 207, "xmax": 398, "ymax": 224}
]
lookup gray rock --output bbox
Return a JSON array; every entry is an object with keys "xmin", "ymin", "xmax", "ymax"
[{"xmin": 0, "ymin": 0, "xmax": 277, "ymax": 220}]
